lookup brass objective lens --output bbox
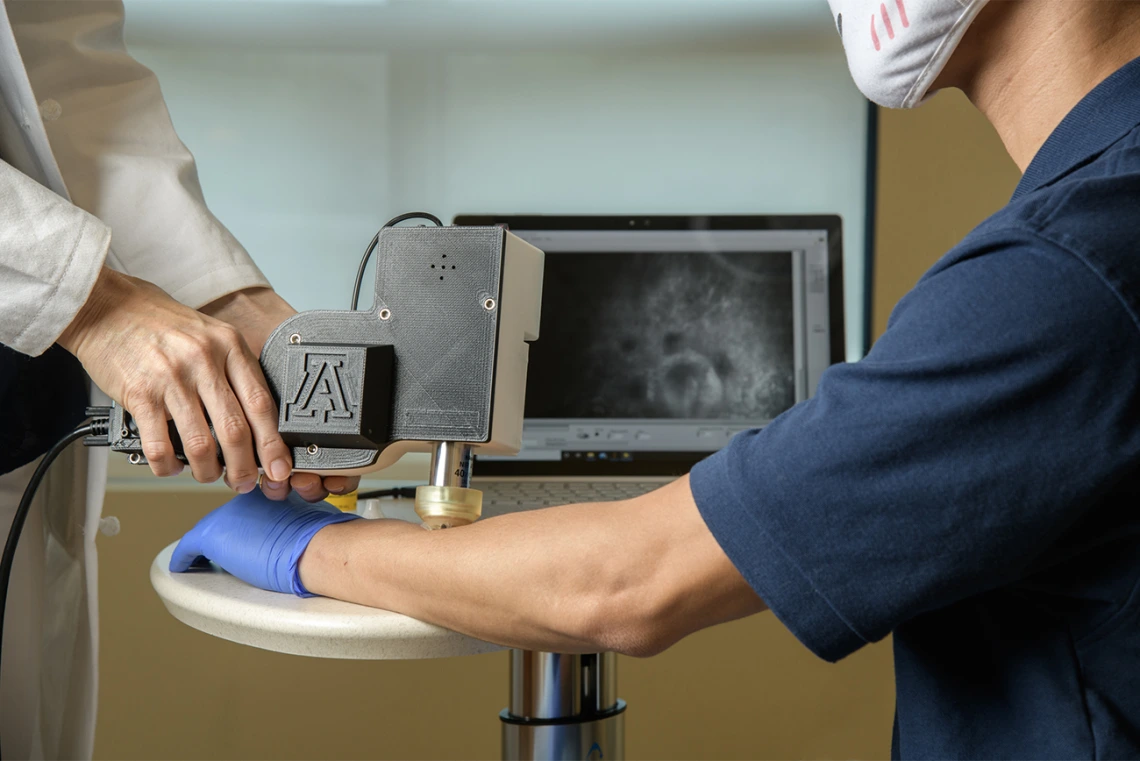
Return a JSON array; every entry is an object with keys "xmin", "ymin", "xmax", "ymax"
[{"xmin": 415, "ymin": 442, "xmax": 482, "ymax": 529}]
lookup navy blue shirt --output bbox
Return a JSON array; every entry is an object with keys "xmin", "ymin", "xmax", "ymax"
[{"xmin": 691, "ymin": 57, "xmax": 1140, "ymax": 759}]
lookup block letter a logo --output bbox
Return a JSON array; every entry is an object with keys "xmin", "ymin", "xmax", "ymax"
[{"xmin": 286, "ymin": 353, "xmax": 355, "ymax": 423}]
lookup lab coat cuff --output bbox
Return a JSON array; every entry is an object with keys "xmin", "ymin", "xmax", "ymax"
[
  {"xmin": 690, "ymin": 450, "xmax": 869, "ymax": 663},
  {"xmin": 9, "ymin": 215, "xmax": 111, "ymax": 357},
  {"xmin": 166, "ymin": 263, "xmax": 273, "ymax": 311}
]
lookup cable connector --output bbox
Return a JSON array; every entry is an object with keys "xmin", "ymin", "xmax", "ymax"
[
  {"xmin": 79, "ymin": 404, "xmax": 168, "ymax": 464},
  {"xmin": 83, "ymin": 405, "xmax": 113, "ymax": 447}
]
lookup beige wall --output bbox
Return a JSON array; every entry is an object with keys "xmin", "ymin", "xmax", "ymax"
[
  {"xmin": 872, "ymin": 90, "xmax": 1020, "ymax": 339},
  {"xmin": 93, "ymin": 90, "xmax": 1020, "ymax": 761}
]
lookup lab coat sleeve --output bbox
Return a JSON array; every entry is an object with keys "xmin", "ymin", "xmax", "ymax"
[
  {"xmin": 0, "ymin": 159, "xmax": 111, "ymax": 357},
  {"xmin": 6, "ymin": 0, "xmax": 270, "ymax": 309}
]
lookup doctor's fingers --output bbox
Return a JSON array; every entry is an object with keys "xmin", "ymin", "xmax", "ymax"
[
  {"xmin": 322, "ymin": 475, "xmax": 360, "ymax": 497},
  {"xmin": 162, "ymin": 388, "xmax": 223, "ymax": 484},
  {"xmin": 290, "ymin": 472, "xmax": 329, "ymax": 503},
  {"xmin": 126, "ymin": 396, "xmax": 185, "ymax": 479},
  {"xmin": 195, "ymin": 373, "xmax": 260, "ymax": 495},
  {"xmin": 261, "ymin": 476, "xmax": 291, "ymax": 501},
  {"xmin": 223, "ymin": 341, "xmax": 293, "ymax": 485},
  {"xmin": 263, "ymin": 473, "xmax": 351, "ymax": 503}
]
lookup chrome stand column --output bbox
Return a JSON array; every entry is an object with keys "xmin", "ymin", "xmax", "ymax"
[{"xmin": 501, "ymin": 651, "xmax": 625, "ymax": 761}]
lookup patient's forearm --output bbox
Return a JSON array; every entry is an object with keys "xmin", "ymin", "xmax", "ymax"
[{"xmin": 298, "ymin": 475, "xmax": 766, "ymax": 656}]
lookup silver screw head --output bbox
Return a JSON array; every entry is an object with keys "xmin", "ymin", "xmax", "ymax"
[
  {"xmin": 379, "ymin": 308, "xmax": 392, "ymax": 321},
  {"xmin": 483, "ymin": 298, "xmax": 496, "ymax": 311},
  {"xmin": 128, "ymin": 453, "xmax": 143, "ymax": 465},
  {"xmin": 306, "ymin": 444, "xmax": 320, "ymax": 456},
  {"xmin": 289, "ymin": 333, "xmax": 302, "ymax": 345}
]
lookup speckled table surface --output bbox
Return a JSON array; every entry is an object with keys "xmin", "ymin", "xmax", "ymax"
[{"xmin": 150, "ymin": 542, "xmax": 502, "ymax": 660}]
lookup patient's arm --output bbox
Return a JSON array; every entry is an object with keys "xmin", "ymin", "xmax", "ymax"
[{"xmin": 299, "ymin": 474, "xmax": 767, "ymax": 656}]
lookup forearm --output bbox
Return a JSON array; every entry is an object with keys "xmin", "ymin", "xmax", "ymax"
[{"xmin": 299, "ymin": 475, "xmax": 766, "ymax": 656}]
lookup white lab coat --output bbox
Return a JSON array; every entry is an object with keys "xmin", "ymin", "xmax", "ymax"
[{"xmin": 0, "ymin": 2, "xmax": 269, "ymax": 757}]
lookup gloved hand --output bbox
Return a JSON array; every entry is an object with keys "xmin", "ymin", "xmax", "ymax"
[{"xmin": 169, "ymin": 487, "xmax": 361, "ymax": 596}]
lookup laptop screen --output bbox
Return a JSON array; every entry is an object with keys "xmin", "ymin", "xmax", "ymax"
[
  {"xmin": 456, "ymin": 217, "xmax": 843, "ymax": 477},
  {"xmin": 527, "ymin": 249, "xmax": 796, "ymax": 421}
]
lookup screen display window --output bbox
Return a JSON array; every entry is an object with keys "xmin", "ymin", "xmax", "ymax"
[{"xmin": 527, "ymin": 251, "xmax": 796, "ymax": 421}]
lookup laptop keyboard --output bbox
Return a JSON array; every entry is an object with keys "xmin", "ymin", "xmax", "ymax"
[{"xmin": 478, "ymin": 481, "xmax": 664, "ymax": 510}]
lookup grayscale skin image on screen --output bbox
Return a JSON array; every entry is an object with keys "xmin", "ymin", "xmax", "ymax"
[{"xmin": 525, "ymin": 251, "xmax": 796, "ymax": 420}]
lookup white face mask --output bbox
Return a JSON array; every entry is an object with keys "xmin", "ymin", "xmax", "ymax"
[{"xmin": 827, "ymin": 0, "xmax": 991, "ymax": 108}]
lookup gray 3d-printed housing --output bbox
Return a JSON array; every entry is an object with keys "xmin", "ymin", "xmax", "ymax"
[{"xmin": 259, "ymin": 226, "xmax": 506, "ymax": 472}]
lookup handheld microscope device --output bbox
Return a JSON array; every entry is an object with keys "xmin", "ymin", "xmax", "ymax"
[{"xmin": 91, "ymin": 215, "xmax": 545, "ymax": 528}]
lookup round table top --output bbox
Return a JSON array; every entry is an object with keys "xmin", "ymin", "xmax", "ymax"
[{"xmin": 150, "ymin": 542, "xmax": 503, "ymax": 660}]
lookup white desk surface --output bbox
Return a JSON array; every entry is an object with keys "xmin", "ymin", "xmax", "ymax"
[{"xmin": 151, "ymin": 542, "xmax": 502, "ymax": 660}]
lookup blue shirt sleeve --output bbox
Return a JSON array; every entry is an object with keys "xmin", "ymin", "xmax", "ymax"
[{"xmin": 690, "ymin": 230, "xmax": 1140, "ymax": 662}]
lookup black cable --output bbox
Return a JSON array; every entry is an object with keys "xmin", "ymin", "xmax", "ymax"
[
  {"xmin": 357, "ymin": 486, "xmax": 420, "ymax": 500},
  {"xmin": 350, "ymin": 212, "xmax": 444, "ymax": 311},
  {"xmin": 0, "ymin": 422, "xmax": 98, "ymax": 760}
]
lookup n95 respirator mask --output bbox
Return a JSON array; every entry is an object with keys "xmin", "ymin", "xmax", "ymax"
[{"xmin": 827, "ymin": 0, "xmax": 991, "ymax": 108}]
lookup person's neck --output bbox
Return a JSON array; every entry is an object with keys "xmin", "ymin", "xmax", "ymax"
[{"xmin": 959, "ymin": 1, "xmax": 1140, "ymax": 172}]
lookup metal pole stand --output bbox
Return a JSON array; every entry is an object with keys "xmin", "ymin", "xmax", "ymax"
[{"xmin": 501, "ymin": 651, "xmax": 626, "ymax": 760}]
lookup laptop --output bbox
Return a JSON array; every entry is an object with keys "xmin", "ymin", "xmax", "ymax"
[{"xmin": 453, "ymin": 215, "xmax": 845, "ymax": 516}]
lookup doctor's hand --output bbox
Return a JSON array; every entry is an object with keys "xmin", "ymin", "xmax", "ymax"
[
  {"xmin": 199, "ymin": 286, "xmax": 362, "ymax": 502},
  {"xmin": 169, "ymin": 487, "xmax": 361, "ymax": 595},
  {"xmin": 58, "ymin": 267, "xmax": 294, "ymax": 491}
]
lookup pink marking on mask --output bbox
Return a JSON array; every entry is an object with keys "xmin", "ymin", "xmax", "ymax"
[
  {"xmin": 871, "ymin": 14, "xmax": 881, "ymax": 50},
  {"xmin": 881, "ymin": 3, "xmax": 895, "ymax": 39},
  {"xmin": 895, "ymin": 0, "xmax": 910, "ymax": 27}
]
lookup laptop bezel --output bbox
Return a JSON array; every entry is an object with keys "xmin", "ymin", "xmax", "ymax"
[{"xmin": 454, "ymin": 214, "xmax": 846, "ymax": 478}]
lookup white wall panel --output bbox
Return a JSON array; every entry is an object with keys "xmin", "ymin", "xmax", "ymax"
[{"xmin": 125, "ymin": 2, "xmax": 871, "ymax": 357}]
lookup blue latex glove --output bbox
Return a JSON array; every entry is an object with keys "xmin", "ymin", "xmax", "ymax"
[{"xmin": 169, "ymin": 487, "xmax": 361, "ymax": 596}]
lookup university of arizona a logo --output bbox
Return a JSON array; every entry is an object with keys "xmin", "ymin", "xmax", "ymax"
[{"xmin": 285, "ymin": 353, "xmax": 357, "ymax": 424}]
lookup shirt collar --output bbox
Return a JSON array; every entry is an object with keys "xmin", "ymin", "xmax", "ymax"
[{"xmin": 1013, "ymin": 55, "xmax": 1140, "ymax": 201}]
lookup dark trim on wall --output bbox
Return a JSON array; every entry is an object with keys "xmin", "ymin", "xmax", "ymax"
[
  {"xmin": 863, "ymin": 101, "xmax": 879, "ymax": 354},
  {"xmin": 862, "ymin": 102, "xmax": 879, "ymax": 354}
]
